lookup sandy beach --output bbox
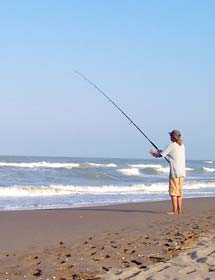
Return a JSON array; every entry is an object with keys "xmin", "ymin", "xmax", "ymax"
[{"xmin": 0, "ymin": 197, "xmax": 215, "ymax": 280}]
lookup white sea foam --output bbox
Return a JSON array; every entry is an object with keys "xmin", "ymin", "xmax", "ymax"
[
  {"xmin": 157, "ymin": 167, "xmax": 170, "ymax": 173},
  {"xmin": 130, "ymin": 164, "xmax": 193, "ymax": 173},
  {"xmin": 0, "ymin": 182, "xmax": 214, "ymax": 198},
  {"xmin": 129, "ymin": 164, "xmax": 163, "ymax": 169},
  {"xmin": 0, "ymin": 185, "xmax": 71, "ymax": 197},
  {"xmin": 117, "ymin": 168, "xmax": 141, "ymax": 176},
  {"xmin": 202, "ymin": 167, "xmax": 215, "ymax": 172},
  {"xmin": 0, "ymin": 161, "xmax": 117, "ymax": 169},
  {"xmin": 204, "ymin": 161, "xmax": 213, "ymax": 164},
  {"xmin": 0, "ymin": 184, "xmax": 166, "ymax": 197},
  {"xmin": 128, "ymin": 164, "xmax": 169, "ymax": 174},
  {"xmin": 184, "ymin": 182, "xmax": 215, "ymax": 189},
  {"xmin": 83, "ymin": 162, "xmax": 117, "ymax": 168},
  {"xmin": 186, "ymin": 167, "xmax": 194, "ymax": 171},
  {"xmin": 0, "ymin": 161, "xmax": 194, "ymax": 173},
  {"xmin": 0, "ymin": 161, "xmax": 80, "ymax": 169}
]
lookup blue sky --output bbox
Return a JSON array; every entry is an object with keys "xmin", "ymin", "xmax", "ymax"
[{"xmin": 0, "ymin": 1, "xmax": 214, "ymax": 160}]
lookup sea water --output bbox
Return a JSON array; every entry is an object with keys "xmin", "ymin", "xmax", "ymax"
[{"xmin": 0, "ymin": 155, "xmax": 214, "ymax": 211}]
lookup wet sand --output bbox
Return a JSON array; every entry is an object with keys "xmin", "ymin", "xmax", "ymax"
[{"xmin": 0, "ymin": 197, "xmax": 215, "ymax": 280}]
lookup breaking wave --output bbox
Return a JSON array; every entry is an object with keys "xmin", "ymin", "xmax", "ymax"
[
  {"xmin": 202, "ymin": 167, "xmax": 215, "ymax": 172},
  {"xmin": 117, "ymin": 168, "xmax": 141, "ymax": 176},
  {"xmin": 0, "ymin": 182, "xmax": 214, "ymax": 198},
  {"xmin": 0, "ymin": 161, "xmax": 117, "ymax": 169}
]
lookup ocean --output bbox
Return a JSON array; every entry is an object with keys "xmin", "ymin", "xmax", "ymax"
[{"xmin": 0, "ymin": 155, "xmax": 214, "ymax": 211}]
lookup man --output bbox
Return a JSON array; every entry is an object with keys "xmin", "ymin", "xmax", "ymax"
[{"xmin": 150, "ymin": 129, "xmax": 186, "ymax": 214}]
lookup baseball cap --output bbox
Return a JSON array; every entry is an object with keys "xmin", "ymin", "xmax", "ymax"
[{"xmin": 169, "ymin": 129, "xmax": 181, "ymax": 137}]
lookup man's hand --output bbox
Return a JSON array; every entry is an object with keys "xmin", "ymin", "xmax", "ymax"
[
  {"xmin": 150, "ymin": 149, "xmax": 156, "ymax": 156},
  {"xmin": 150, "ymin": 149, "xmax": 161, "ymax": 158}
]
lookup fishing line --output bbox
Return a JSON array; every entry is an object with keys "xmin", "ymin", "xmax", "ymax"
[{"xmin": 75, "ymin": 70, "xmax": 169, "ymax": 163}]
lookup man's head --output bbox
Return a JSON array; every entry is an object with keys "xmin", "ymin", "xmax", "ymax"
[{"xmin": 169, "ymin": 129, "xmax": 182, "ymax": 144}]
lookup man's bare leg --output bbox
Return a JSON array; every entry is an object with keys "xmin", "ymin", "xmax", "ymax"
[
  {"xmin": 177, "ymin": 196, "xmax": 182, "ymax": 214},
  {"xmin": 169, "ymin": 196, "xmax": 178, "ymax": 214}
]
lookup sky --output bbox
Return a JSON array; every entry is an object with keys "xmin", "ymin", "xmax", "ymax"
[{"xmin": 0, "ymin": 1, "xmax": 214, "ymax": 160}]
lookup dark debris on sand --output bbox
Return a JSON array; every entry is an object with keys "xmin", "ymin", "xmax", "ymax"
[{"xmin": 0, "ymin": 215, "xmax": 214, "ymax": 279}]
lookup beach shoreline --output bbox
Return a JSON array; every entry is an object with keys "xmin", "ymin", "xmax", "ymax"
[{"xmin": 0, "ymin": 197, "xmax": 215, "ymax": 279}]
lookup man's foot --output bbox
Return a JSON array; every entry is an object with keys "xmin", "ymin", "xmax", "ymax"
[{"xmin": 168, "ymin": 211, "xmax": 178, "ymax": 215}]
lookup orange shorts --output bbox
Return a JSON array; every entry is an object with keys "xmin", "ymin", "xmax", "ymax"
[{"xmin": 169, "ymin": 177, "xmax": 184, "ymax": 197}]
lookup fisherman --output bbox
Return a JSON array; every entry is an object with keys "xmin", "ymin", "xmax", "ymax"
[
  {"xmin": 75, "ymin": 72, "xmax": 186, "ymax": 213},
  {"xmin": 150, "ymin": 130, "xmax": 186, "ymax": 215}
]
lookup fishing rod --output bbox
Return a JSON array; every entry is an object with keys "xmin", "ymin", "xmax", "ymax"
[{"xmin": 74, "ymin": 70, "xmax": 169, "ymax": 163}]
